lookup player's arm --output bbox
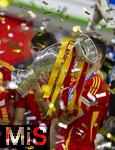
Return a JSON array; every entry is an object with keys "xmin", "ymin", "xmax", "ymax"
[
  {"xmin": 13, "ymin": 107, "xmax": 26, "ymax": 125},
  {"xmin": 13, "ymin": 93, "xmax": 26, "ymax": 125},
  {"xmin": 35, "ymin": 90, "xmax": 49, "ymax": 116},
  {"xmin": 34, "ymin": 81, "xmax": 60, "ymax": 118},
  {"xmin": 58, "ymin": 107, "xmax": 84, "ymax": 125}
]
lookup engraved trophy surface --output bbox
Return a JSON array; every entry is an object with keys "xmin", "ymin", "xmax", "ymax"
[{"xmin": 12, "ymin": 43, "xmax": 60, "ymax": 97}]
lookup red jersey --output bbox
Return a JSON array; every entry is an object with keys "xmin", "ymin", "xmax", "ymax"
[
  {"xmin": 0, "ymin": 64, "xmax": 16, "ymax": 124},
  {"xmin": 0, "ymin": 91, "xmax": 10, "ymax": 124},
  {"xmin": 56, "ymin": 74, "xmax": 110, "ymax": 150},
  {"xmin": 16, "ymin": 92, "xmax": 43, "ymax": 125}
]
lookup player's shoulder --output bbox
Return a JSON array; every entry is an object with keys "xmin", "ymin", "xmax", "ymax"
[{"xmin": 85, "ymin": 74, "xmax": 109, "ymax": 96}]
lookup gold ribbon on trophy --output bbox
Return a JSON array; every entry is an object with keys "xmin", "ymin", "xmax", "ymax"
[
  {"xmin": 42, "ymin": 41, "xmax": 75, "ymax": 116},
  {"xmin": 43, "ymin": 34, "xmax": 98, "ymax": 116}
]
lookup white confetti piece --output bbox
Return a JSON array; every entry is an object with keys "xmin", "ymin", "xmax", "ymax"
[{"xmin": 58, "ymin": 122, "xmax": 67, "ymax": 129}]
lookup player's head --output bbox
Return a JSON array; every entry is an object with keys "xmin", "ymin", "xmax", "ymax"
[
  {"xmin": 31, "ymin": 31, "xmax": 57, "ymax": 58},
  {"xmin": 90, "ymin": 36, "xmax": 106, "ymax": 64}
]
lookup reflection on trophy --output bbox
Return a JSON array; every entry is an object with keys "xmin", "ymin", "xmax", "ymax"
[
  {"xmin": 75, "ymin": 34, "xmax": 98, "ymax": 63},
  {"xmin": 7, "ymin": 34, "xmax": 98, "ymax": 100},
  {"xmin": 10, "ymin": 43, "xmax": 60, "ymax": 97}
]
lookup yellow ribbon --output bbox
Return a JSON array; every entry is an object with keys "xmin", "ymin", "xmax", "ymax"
[
  {"xmin": 42, "ymin": 42, "xmax": 68, "ymax": 98},
  {"xmin": 0, "ymin": 60, "xmax": 14, "ymax": 71},
  {"xmin": 68, "ymin": 61, "xmax": 85, "ymax": 110},
  {"xmin": 47, "ymin": 43, "xmax": 74, "ymax": 116},
  {"xmin": 68, "ymin": 62, "xmax": 90, "ymax": 111},
  {"xmin": 42, "ymin": 42, "xmax": 73, "ymax": 99}
]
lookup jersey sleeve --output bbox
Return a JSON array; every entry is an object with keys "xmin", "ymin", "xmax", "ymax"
[
  {"xmin": 15, "ymin": 92, "xmax": 26, "ymax": 108},
  {"xmin": 81, "ymin": 75, "xmax": 110, "ymax": 115}
]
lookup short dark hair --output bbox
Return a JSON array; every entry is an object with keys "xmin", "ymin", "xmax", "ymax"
[
  {"xmin": 31, "ymin": 31, "xmax": 57, "ymax": 51},
  {"xmin": 89, "ymin": 36, "xmax": 106, "ymax": 63}
]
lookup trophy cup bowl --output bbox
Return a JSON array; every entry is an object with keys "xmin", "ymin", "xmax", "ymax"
[
  {"xmin": 74, "ymin": 34, "xmax": 98, "ymax": 63},
  {"xmin": 12, "ymin": 43, "xmax": 60, "ymax": 97}
]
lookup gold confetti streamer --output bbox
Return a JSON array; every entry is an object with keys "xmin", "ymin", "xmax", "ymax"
[
  {"xmin": 42, "ymin": 1, "xmax": 48, "ymax": 5},
  {"xmin": 12, "ymin": 49, "xmax": 21, "ymax": 54},
  {"xmin": 0, "ymin": 0, "xmax": 11, "ymax": 8},
  {"xmin": 72, "ymin": 26, "xmax": 82, "ymax": 33}
]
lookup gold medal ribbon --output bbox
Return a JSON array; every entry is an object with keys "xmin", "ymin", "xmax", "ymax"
[
  {"xmin": 68, "ymin": 62, "xmax": 89, "ymax": 111},
  {"xmin": 47, "ymin": 43, "xmax": 74, "ymax": 116},
  {"xmin": 42, "ymin": 42, "xmax": 68, "ymax": 99}
]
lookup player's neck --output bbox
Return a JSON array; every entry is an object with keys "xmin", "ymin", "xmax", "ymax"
[{"xmin": 87, "ymin": 68, "xmax": 100, "ymax": 78}]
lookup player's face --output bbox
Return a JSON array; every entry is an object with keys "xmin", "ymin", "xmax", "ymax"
[{"xmin": 30, "ymin": 45, "xmax": 42, "ymax": 58}]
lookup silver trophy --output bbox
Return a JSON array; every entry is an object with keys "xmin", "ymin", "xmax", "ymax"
[
  {"xmin": 6, "ymin": 34, "xmax": 98, "ymax": 97},
  {"xmin": 8, "ymin": 43, "xmax": 60, "ymax": 97},
  {"xmin": 75, "ymin": 34, "xmax": 98, "ymax": 63}
]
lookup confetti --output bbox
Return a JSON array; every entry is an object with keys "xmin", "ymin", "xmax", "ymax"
[
  {"xmin": 8, "ymin": 33, "xmax": 14, "ymax": 38},
  {"xmin": 0, "ymin": 0, "xmax": 11, "ymax": 8},
  {"xmin": 40, "ymin": 26, "xmax": 45, "ymax": 31},
  {"xmin": 0, "ymin": 12, "xmax": 5, "ymax": 16},
  {"xmin": 96, "ymin": 92, "xmax": 106, "ymax": 98},
  {"xmin": 59, "ymin": 26, "xmax": 63, "ymax": 30},
  {"xmin": 27, "ymin": 11, "xmax": 36, "ymax": 18},
  {"xmin": 0, "ymin": 50, "xmax": 5, "ymax": 54},
  {"xmin": 59, "ymin": 99, "xmax": 65, "ymax": 110},
  {"xmin": 59, "ymin": 6, "xmax": 67, "ymax": 15},
  {"xmin": 76, "ymin": 131, "xmax": 82, "ymax": 136},
  {"xmin": 49, "ymin": 103, "xmax": 54, "ymax": 108},
  {"xmin": 20, "ymin": 23, "xmax": 29, "ymax": 31},
  {"xmin": 25, "ymin": 111, "xmax": 31, "ymax": 115},
  {"xmin": 60, "ymin": 18, "xmax": 64, "ymax": 23},
  {"xmin": 72, "ymin": 26, "xmax": 82, "ymax": 33},
  {"xmin": 62, "ymin": 144, "xmax": 66, "ymax": 149},
  {"xmin": 71, "ymin": 67, "xmax": 80, "ymax": 73},
  {"xmin": 39, "ymin": 123, "xmax": 47, "ymax": 133},
  {"xmin": 107, "ymin": 17, "xmax": 113, "ymax": 21},
  {"xmin": 26, "ymin": 116, "xmax": 36, "ymax": 121},
  {"xmin": 58, "ymin": 122, "xmax": 68, "ymax": 129},
  {"xmin": 43, "ymin": 11, "xmax": 52, "ymax": 14},
  {"xmin": 0, "ymin": 16, "xmax": 5, "ymax": 22},
  {"xmin": 107, "ymin": 133, "xmax": 112, "ymax": 138},
  {"xmin": 81, "ymin": 96, "xmax": 90, "ymax": 107},
  {"xmin": 42, "ymin": 1, "xmax": 48, "ymax": 5},
  {"xmin": 18, "ymin": 42, "xmax": 23, "ymax": 47},
  {"xmin": 41, "ymin": 6, "xmax": 52, "ymax": 14},
  {"xmin": 78, "ymin": 128, "xmax": 84, "ymax": 133},
  {"xmin": 83, "ymin": 7, "xmax": 90, "ymax": 15},
  {"xmin": 106, "ymin": 8, "xmax": 113, "ymax": 12},
  {"xmin": 111, "ymin": 38, "xmax": 115, "ymax": 43},
  {"xmin": 56, "ymin": 139, "xmax": 65, "ymax": 145},
  {"xmin": 7, "ymin": 25, "xmax": 10, "ymax": 30},
  {"xmin": 87, "ymin": 92, "xmax": 96, "ymax": 101},
  {"xmin": 12, "ymin": 49, "xmax": 21, "ymax": 54}
]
